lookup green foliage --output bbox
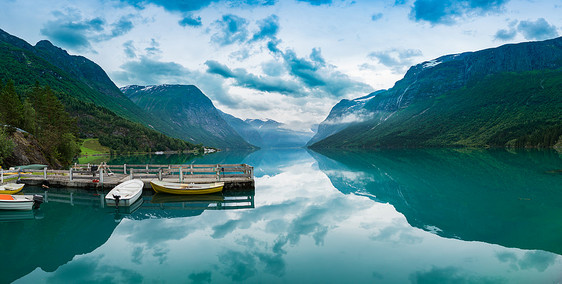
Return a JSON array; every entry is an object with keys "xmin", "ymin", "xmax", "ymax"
[
  {"xmin": 313, "ymin": 69, "xmax": 562, "ymax": 149},
  {"xmin": 123, "ymin": 85, "xmax": 253, "ymax": 149},
  {"xmin": 80, "ymin": 138, "xmax": 110, "ymax": 156},
  {"xmin": 0, "ymin": 80, "xmax": 23, "ymax": 127},
  {"xmin": 0, "ymin": 127, "xmax": 14, "ymax": 165},
  {"xmin": 24, "ymin": 84, "xmax": 79, "ymax": 166},
  {"xmin": 0, "ymin": 42, "xmax": 200, "ymax": 157},
  {"xmin": 57, "ymin": 132, "xmax": 81, "ymax": 163},
  {"xmin": 21, "ymin": 98, "xmax": 36, "ymax": 134}
]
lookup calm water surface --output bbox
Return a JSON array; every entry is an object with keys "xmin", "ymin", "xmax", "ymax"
[{"xmin": 2, "ymin": 148, "xmax": 562, "ymax": 283}]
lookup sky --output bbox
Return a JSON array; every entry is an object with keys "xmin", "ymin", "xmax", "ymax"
[{"xmin": 0, "ymin": 0, "xmax": 561, "ymax": 132}]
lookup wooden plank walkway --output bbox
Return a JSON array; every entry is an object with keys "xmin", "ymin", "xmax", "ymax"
[{"xmin": 2, "ymin": 163, "xmax": 255, "ymax": 191}]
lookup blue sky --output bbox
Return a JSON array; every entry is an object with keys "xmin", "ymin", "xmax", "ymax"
[{"xmin": 1, "ymin": 0, "xmax": 560, "ymax": 131}]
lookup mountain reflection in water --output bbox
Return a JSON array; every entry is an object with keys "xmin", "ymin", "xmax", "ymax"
[
  {"xmin": 311, "ymin": 148, "xmax": 562, "ymax": 255},
  {"xmin": 5, "ymin": 149, "xmax": 562, "ymax": 283}
]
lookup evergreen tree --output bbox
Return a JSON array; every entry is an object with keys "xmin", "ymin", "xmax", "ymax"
[
  {"xmin": 0, "ymin": 80, "xmax": 3, "ymax": 125},
  {"xmin": 0, "ymin": 80, "xmax": 23, "ymax": 128},
  {"xmin": 24, "ymin": 83, "xmax": 80, "ymax": 166},
  {"xmin": 0, "ymin": 127, "xmax": 14, "ymax": 166},
  {"xmin": 21, "ymin": 98, "xmax": 36, "ymax": 134}
]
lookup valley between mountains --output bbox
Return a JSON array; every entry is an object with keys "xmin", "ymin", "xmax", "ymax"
[{"xmin": 1, "ymin": 28, "xmax": 561, "ymax": 168}]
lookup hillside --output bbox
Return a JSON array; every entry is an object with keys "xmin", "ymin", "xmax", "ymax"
[
  {"xmin": 310, "ymin": 37, "xmax": 562, "ymax": 148},
  {"xmin": 2, "ymin": 130, "xmax": 62, "ymax": 169},
  {"xmin": 0, "ymin": 29, "xmax": 199, "ymax": 155},
  {"xmin": 122, "ymin": 84, "xmax": 254, "ymax": 149},
  {"xmin": 0, "ymin": 29, "xmax": 161, "ymax": 125}
]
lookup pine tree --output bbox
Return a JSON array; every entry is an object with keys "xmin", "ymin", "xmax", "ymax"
[
  {"xmin": 21, "ymin": 99, "xmax": 36, "ymax": 134},
  {"xmin": 0, "ymin": 127, "xmax": 14, "ymax": 166},
  {"xmin": 0, "ymin": 80, "xmax": 23, "ymax": 128},
  {"xmin": 32, "ymin": 85, "xmax": 79, "ymax": 165}
]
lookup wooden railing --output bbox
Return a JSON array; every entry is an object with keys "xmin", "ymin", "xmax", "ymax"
[
  {"xmin": 1, "ymin": 167, "xmax": 57, "ymax": 183},
  {"xmin": 73, "ymin": 163, "xmax": 254, "ymax": 182},
  {"xmin": 2, "ymin": 163, "xmax": 253, "ymax": 186}
]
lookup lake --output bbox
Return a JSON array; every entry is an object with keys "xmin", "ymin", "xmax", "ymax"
[{"xmin": 3, "ymin": 148, "xmax": 562, "ymax": 283}]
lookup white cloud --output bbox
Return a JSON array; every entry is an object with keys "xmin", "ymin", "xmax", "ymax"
[{"xmin": 1, "ymin": 0, "xmax": 561, "ymax": 131}]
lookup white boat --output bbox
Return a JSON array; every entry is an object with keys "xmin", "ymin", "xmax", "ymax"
[
  {"xmin": 0, "ymin": 194, "xmax": 44, "ymax": 211},
  {"xmin": 105, "ymin": 179, "xmax": 144, "ymax": 207},
  {"xmin": 0, "ymin": 183, "xmax": 25, "ymax": 194}
]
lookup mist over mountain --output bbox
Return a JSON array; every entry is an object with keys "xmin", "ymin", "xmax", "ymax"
[
  {"xmin": 218, "ymin": 110, "xmax": 263, "ymax": 147},
  {"xmin": 310, "ymin": 37, "xmax": 562, "ymax": 149},
  {"xmin": 219, "ymin": 111, "xmax": 313, "ymax": 148},
  {"xmin": 245, "ymin": 119, "xmax": 313, "ymax": 148}
]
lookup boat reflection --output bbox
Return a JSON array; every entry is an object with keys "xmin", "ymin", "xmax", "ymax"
[
  {"xmin": 0, "ymin": 186, "xmax": 256, "ymax": 282},
  {"xmin": 150, "ymin": 192, "xmax": 254, "ymax": 210},
  {"xmin": 112, "ymin": 197, "xmax": 144, "ymax": 222},
  {"xmin": 124, "ymin": 191, "xmax": 255, "ymax": 220},
  {"xmin": 0, "ymin": 188, "xmax": 120, "ymax": 284},
  {"xmin": 0, "ymin": 209, "xmax": 43, "ymax": 222}
]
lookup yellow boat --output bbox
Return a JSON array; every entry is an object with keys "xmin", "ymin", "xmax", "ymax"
[
  {"xmin": 150, "ymin": 180, "xmax": 224, "ymax": 195},
  {"xmin": 0, "ymin": 183, "xmax": 25, "ymax": 194},
  {"xmin": 151, "ymin": 193, "xmax": 225, "ymax": 203}
]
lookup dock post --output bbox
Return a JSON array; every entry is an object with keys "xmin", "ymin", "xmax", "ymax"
[
  {"xmin": 190, "ymin": 164, "xmax": 193, "ymax": 175},
  {"xmin": 146, "ymin": 164, "xmax": 149, "ymax": 174},
  {"xmin": 43, "ymin": 167, "xmax": 47, "ymax": 180},
  {"xmin": 100, "ymin": 169, "xmax": 104, "ymax": 184},
  {"xmin": 69, "ymin": 168, "xmax": 73, "ymax": 181},
  {"xmin": 158, "ymin": 168, "xmax": 163, "ymax": 181},
  {"xmin": 179, "ymin": 167, "xmax": 183, "ymax": 183},
  {"xmin": 124, "ymin": 164, "xmax": 127, "ymax": 174},
  {"xmin": 130, "ymin": 169, "xmax": 133, "ymax": 180},
  {"xmin": 216, "ymin": 165, "xmax": 220, "ymax": 181}
]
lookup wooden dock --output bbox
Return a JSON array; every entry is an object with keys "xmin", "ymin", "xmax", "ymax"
[{"xmin": 1, "ymin": 163, "xmax": 255, "ymax": 192}]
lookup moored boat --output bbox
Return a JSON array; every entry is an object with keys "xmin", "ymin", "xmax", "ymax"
[
  {"xmin": 0, "ymin": 210, "xmax": 36, "ymax": 222},
  {"xmin": 150, "ymin": 180, "xmax": 224, "ymax": 195},
  {"xmin": 105, "ymin": 179, "xmax": 144, "ymax": 207},
  {"xmin": 151, "ymin": 193, "xmax": 225, "ymax": 203},
  {"xmin": 0, "ymin": 183, "xmax": 25, "ymax": 194},
  {"xmin": 0, "ymin": 194, "xmax": 44, "ymax": 210}
]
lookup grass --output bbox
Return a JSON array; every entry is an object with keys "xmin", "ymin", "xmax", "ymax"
[
  {"xmin": 77, "ymin": 155, "xmax": 110, "ymax": 165},
  {"xmin": 80, "ymin": 138, "xmax": 110, "ymax": 156}
]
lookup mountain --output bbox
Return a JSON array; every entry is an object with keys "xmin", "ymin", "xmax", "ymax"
[
  {"xmin": 0, "ymin": 28, "xmax": 198, "ymax": 153},
  {"xmin": 244, "ymin": 119, "xmax": 313, "ymax": 148},
  {"xmin": 310, "ymin": 37, "xmax": 562, "ymax": 148},
  {"xmin": 308, "ymin": 90, "xmax": 384, "ymax": 145},
  {"xmin": 0, "ymin": 29, "xmax": 160, "ymax": 126},
  {"xmin": 218, "ymin": 110, "xmax": 263, "ymax": 147},
  {"xmin": 218, "ymin": 111, "xmax": 313, "ymax": 148},
  {"xmin": 121, "ymin": 84, "xmax": 253, "ymax": 149}
]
